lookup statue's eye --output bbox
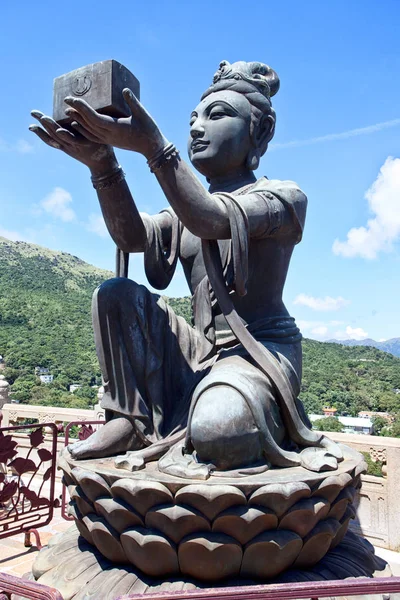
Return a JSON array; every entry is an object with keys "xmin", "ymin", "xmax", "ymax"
[{"xmin": 209, "ymin": 110, "xmax": 226, "ymax": 120}]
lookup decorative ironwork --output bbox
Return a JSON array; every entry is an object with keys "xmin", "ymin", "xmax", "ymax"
[
  {"xmin": 61, "ymin": 420, "xmax": 105, "ymax": 521},
  {"xmin": 0, "ymin": 423, "xmax": 58, "ymax": 541},
  {"xmin": 0, "ymin": 572, "xmax": 63, "ymax": 599}
]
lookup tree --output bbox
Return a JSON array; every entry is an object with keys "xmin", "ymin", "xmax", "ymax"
[
  {"xmin": 312, "ymin": 417, "xmax": 344, "ymax": 433},
  {"xmin": 371, "ymin": 415, "xmax": 388, "ymax": 436}
]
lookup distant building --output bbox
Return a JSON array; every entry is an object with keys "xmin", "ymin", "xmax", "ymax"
[
  {"xmin": 358, "ymin": 411, "xmax": 392, "ymax": 423},
  {"xmin": 323, "ymin": 407, "xmax": 337, "ymax": 417},
  {"xmin": 39, "ymin": 374, "xmax": 53, "ymax": 384},
  {"xmin": 35, "ymin": 366, "xmax": 50, "ymax": 375},
  {"xmin": 309, "ymin": 413, "xmax": 373, "ymax": 435},
  {"xmin": 69, "ymin": 384, "xmax": 82, "ymax": 393}
]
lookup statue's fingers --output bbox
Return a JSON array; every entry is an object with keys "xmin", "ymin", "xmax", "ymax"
[
  {"xmin": 29, "ymin": 125, "xmax": 62, "ymax": 150},
  {"xmin": 70, "ymin": 121, "xmax": 103, "ymax": 143},
  {"xmin": 31, "ymin": 110, "xmax": 45, "ymax": 122},
  {"xmin": 65, "ymin": 108, "xmax": 106, "ymax": 137},
  {"xmin": 55, "ymin": 128, "xmax": 77, "ymax": 143},
  {"xmin": 122, "ymin": 88, "xmax": 142, "ymax": 117},
  {"xmin": 40, "ymin": 115, "xmax": 64, "ymax": 136},
  {"xmin": 64, "ymin": 97, "xmax": 111, "ymax": 129}
]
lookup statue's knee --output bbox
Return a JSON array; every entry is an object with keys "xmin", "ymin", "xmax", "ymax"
[
  {"xmin": 190, "ymin": 385, "xmax": 263, "ymax": 470},
  {"xmin": 94, "ymin": 278, "xmax": 143, "ymax": 311}
]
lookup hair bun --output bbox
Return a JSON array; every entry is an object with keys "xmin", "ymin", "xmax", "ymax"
[{"xmin": 212, "ymin": 60, "xmax": 280, "ymax": 99}]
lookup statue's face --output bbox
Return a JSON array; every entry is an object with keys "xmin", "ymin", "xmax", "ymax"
[{"xmin": 188, "ymin": 90, "xmax": 253, "ymax": 178}]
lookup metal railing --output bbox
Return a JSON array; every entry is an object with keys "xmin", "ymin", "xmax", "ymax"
[
  {"xmin": 1, "ymin": 572, "xmax": 400, "ymax": 600},
  {"xmin": 0, "ymin": 423, "xmax": 58, "ymax": 546}
]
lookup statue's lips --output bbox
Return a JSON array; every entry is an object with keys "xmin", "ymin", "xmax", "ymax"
[{"xmin": 191, "ymin": 141, "xmax": 210, "ymax": 152}]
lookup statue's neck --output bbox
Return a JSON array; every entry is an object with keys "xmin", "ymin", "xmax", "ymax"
[{"xmin": 208, "ymin": 170, "xmax": 257, "ymax": 194}]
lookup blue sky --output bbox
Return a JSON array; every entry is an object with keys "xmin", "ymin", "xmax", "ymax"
[{"xmin": 1, "ymin": 0, "xmax": 399, "ymax": 342}]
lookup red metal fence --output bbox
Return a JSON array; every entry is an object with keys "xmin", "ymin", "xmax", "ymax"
[
  {"xmin": 0, "ymin": 423, "xmax": 58, "ymax": 543},
  {"xmin": 1, "ymin": 572, "xmax": 400, "ymax": 600},
  {"xmin": 118, "ymin": 577, "xmax": 400, "ymax": 599}
]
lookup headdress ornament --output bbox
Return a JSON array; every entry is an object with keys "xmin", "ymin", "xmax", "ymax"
[{"xmin": 202, "ymin": 60, "xmax": 280, "ymax": 101}]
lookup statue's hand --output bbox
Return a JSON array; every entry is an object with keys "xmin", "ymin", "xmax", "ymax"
[
  {"xmin": 29, "ymin": 111, "xmax": 117, "ymax": 172},
  {"xmin": 63, "ymin": 89, "xmax": 166, "ymax": 158}
]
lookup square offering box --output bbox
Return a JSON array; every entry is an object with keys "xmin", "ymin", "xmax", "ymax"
[{"xmin": 53, "ymin": 60, "xmax": 140, "ymax": 126}]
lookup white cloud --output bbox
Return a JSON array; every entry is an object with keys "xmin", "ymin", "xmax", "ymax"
[
  {"xmin": 297, "ymin": 320, "xmax": 367, "ymax": 342},
  {"xmin": 271, "ymin": 118, "xmax": 400, "ymax": 150},
  {"xmin": 0, "ymin": 227, "xmax": 28, "ymax": 242},
  {"xmin": 40, "ymin": 187, "xmax": 76, "ymax": 222},
  {"xmin": 15, "ymin": 139, "xmax": 34, "ymax": 154},
  {"xmin": 86, "ymin": 213, "xmax": 108, "ymax": 238},
  {"xmin": 311, "ymin": 325, "xmax": 329, "ymax": 336},
  {"xmin": 334, "ymin": 326, "xmax": 368, "ymax": 341},
  {"xmin": 333, "ymin": 157, "xmax": 400, "ymax": 259},
  {"xmin": 297, "ymin": 320, "xmax": 336, "ymax": 340},
  {"xmin": 294, "ymin": 293, "xmax": 349, "ymax": 311}
]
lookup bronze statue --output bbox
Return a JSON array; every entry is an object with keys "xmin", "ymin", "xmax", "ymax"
[{"xmin": 30, "ymin": 60, "xmax": 342, "ymax": 477}]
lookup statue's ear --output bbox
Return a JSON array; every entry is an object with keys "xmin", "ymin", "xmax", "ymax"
[{"xmin": 254, "ymin": 114, "xmax": 275, "ymax": 156}]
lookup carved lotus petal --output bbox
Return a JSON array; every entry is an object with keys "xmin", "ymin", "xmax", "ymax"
[
  {"xmin": 175, "ymin": 484, "xmax": 246, "ymax": 520},
  {"xmin": 249, "ymin": 482, "xmax": 311, "ymax": 517},
  {"xmin": 111, "ymin": 479, "xmax": 172, "ymax": 516},
  {"xmin": 330, "ymin": 504, "xmax": 356, "ymax": 550},
  {"xmin": 241, "ymin": 530, "xmax": 303, "ymax": 578},
  {"xmin": 71, "ymin": 468, "xmax": 111, "ymax": 502},
  {"xmin": 83, "ymin": 514, "xmax": 127, "ymax": 563},
  {"xmin": 178, "ymin": 533, "xmax": 242, "ymax": 581},
  {"xmin": 279, "ymin": 497, "xmax": 330, "ymax": 537},
  {"xmin": 293, "ymin": 518, "xmax": 341, "ymax": 568},
  {"xmin": 70, "ymin": 485, "xmax": 93, "ymax": 517},
  {"xmin": 70, "ymin": 567, "xmax": 137, "ymax": 600},
  {"xmin": 94, "ymin": 497, "xmax": 143, "ymax": 533},
  {"xmin": 32, "ymin": 531, "xmax": 84, "ymax": 579},
  {"xmin": 212, "ymin": 505, "xmax": 278, "ymax": 545},
  {"xmin": 145, "ymin": 503, "xmax": 210, "ymax": 543},
  {"xmin": 38, "ymin": 547, "xmax": 104, "ymax": 597},
  {"xmin": 354, "ymin": 460, "xmax": 368, "ymax": 479},
  {"xmin": 312, "ymin": 473, "xmax": 352, "ymax": 503},
  {"xmin": 120, "ymin": 527, "xmax": 179, "ymax": 576},
  {"xmin": 328, "ymin": 487, "xmax": 356, "ymax": 521},
  {"xmin": 76, "ymin": 515, "xmax": 94, "ymax": 545}
]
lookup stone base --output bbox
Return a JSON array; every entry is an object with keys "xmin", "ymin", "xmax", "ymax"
[
  {"xmin": 56, "ymin": 444, "xmax": 367, "ymax": 582},
  {"xmin": 22, "ymin": 526, "xmax": 389, "ymax": 600}
]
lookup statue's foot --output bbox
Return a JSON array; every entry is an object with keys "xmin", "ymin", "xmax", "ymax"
[{"xmin": 68, "ymin": 415, "xmax": 143, "ymax": 460}]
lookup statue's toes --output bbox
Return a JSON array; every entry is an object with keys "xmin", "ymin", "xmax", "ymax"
[{"xmin": 67, "ymin": 440, "xmax": 91, "ymax": 460}]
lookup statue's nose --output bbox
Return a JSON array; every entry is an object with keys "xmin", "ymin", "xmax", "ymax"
[{"xmin": 190, "ymin": 120, "xmax": 205, "ymax": 139}]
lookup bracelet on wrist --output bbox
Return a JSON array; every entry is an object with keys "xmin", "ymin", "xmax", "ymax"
[
  {"xmin": 91, "ymin": 165, "xmax": 125, "ymax": 190},
  {"xmin": 147, "ymin": 143, "xmax": 180, "ymax": 173}
]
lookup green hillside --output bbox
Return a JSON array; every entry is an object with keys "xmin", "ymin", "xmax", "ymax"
[
  {"xmin": 0, "ymin": 237, "xmax": 112, "ymax": 408},
  {"xmin": 1, "ymin": 237, "xmax": 400, "ymax": 418}
]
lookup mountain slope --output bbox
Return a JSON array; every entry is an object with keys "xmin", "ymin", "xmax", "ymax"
[
  {"xmin": 327, "ymin": 337, "xmax": 400, "ymax": 357},
  {"xmin": 0, "ymin": 237, "xmax": 112, "ymax": 385}
]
